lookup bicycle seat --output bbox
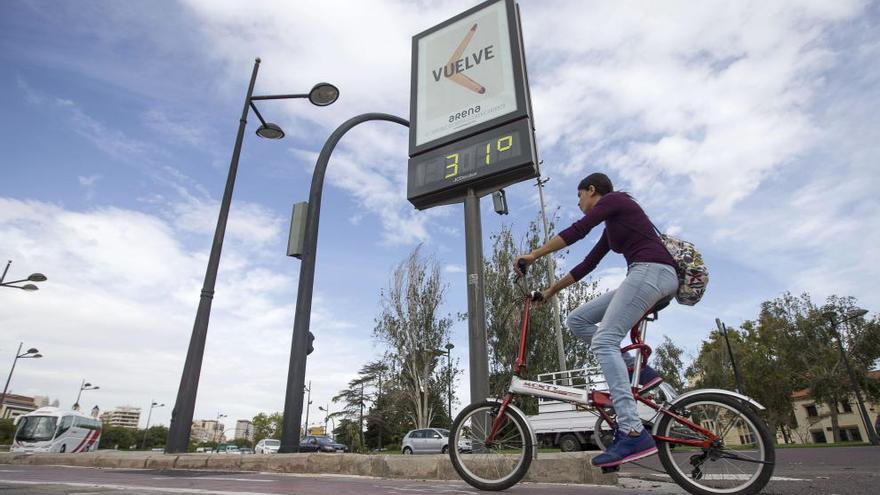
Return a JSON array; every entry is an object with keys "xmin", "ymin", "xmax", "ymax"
[{"xmin": 650, "ymin": 296, "xmax": 672, "ymax": 315}]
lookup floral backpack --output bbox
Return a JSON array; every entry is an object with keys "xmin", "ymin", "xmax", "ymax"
[
  {"xmin": 655, "ymin": 231, "xmax": 709, "ymax": 306},
  {"xmin": 622, "ymin": 220, "xmax": 709, "ymax": 306}
]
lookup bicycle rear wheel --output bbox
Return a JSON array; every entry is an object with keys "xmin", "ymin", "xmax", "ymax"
[
  {"xmin": 655, "ymin": 392, "xmax": 774, "ymax": 495},
  {"xmin": 449, "ymin": 400, "xmax": 532, "ymax": 491}
]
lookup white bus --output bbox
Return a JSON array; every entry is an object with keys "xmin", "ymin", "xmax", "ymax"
[{"xmin": 11, "ymin": 407, "xmax": 102, "ymax": 453}]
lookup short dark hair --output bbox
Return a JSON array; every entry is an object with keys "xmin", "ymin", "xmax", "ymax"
[{"xmin": 577, "ymin": 173, "xmax": 613, "ymax": 195}]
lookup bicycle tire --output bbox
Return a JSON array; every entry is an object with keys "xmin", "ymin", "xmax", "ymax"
[
  {"xmin": 448, "ymin": 400, "xmax": 533, "ymax": 491},
  {"xmin": 655, "ymin": 392, "xmax": 775, "ymax": 495}
]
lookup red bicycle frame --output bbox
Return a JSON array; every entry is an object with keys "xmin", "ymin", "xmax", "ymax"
[{"xmin": 486, "ymin": 289, "xmax": 717, "ymax": 449}]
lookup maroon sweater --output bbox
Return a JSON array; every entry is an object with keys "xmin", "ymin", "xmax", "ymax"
[{"xmin": 558, "ymin": 192, "xmax": 675, "ymax": 281}]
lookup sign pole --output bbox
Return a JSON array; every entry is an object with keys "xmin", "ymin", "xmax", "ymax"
[{"xmin": 464, "ymin": 188, "xmax": 490, "ymax": 404}]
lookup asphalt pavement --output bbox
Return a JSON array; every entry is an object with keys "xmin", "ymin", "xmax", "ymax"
[{"xmin": 1, "ymin": 446, "xmax": 878, "ymax": 494}]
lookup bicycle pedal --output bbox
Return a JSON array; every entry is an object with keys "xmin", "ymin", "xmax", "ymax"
[{"xmin": 601, "ymin": 465, "xmax": 620, "ymax": 474}]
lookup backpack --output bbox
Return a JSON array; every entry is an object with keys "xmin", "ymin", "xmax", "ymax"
[
  {"xmin": 656, "ymin": 232, "xmax": 709, "ymax": 306},
  {"xmin": 620, "ymin": 220, "xmax": 709, "ymax": 306}
]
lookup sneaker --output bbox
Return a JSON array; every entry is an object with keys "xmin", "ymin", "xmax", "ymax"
[
  {"xmin": 630, "ymin": 365, "xmax": 663, "ymax": 393},
  {"xmin": 591, "ymin": 429, "xmax": 657, "ymax": 467}
]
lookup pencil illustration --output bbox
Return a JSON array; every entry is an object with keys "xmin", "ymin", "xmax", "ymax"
[
  {"xmin": 443, "ymin": 23, "xmax": 486, "ymax": 94},
  {"xmin": 448, "ymin": 23, "xmax": 478, "ymax": 65},
  {"xmin": 449, "ymin": 72, "xmax": 486, "ymax": 94}
]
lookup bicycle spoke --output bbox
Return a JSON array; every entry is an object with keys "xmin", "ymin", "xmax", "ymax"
[{"xmin": 657, "ymin": 396, "xmax": 773, "ymax": 494}]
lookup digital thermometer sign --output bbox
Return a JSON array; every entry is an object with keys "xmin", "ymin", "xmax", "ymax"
[
  {"xmin": 408, "ymin": 118, "xmax": 537, "ymax": 209},
  {"xmin": 407, "ymin": 0, "xmax": 537, "ymax": 209}
]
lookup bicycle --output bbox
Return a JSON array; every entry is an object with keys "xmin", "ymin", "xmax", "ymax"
[{"xmin": 448, "ymin": 262, "xmax": 775, "ymax": 494}]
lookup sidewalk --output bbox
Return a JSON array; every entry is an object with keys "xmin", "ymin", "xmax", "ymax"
[{"xmin": 0, "ymin": 451, "xmax": 616, "ymax": 485}]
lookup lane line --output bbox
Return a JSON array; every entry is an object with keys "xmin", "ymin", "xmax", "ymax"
[
  {"xmin": 0, "ymin": 480, "xmax": 278, "ymax": 495},
  {"xmin": 151, "ymin": 477, "xmax": 275, "ymax": 482}
]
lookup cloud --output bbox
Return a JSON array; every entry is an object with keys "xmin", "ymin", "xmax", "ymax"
[{"xmin": 0, "ymin": 197, "xmax": 375, "ymax": 429}]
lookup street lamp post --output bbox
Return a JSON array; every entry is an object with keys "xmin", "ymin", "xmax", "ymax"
[
  {"xmin": 0, "ymin": 260, "xmax": 47, "ymax": 292},
  {"xmin": 278, "ymin": 113, "xmax": 408, "ymax": 453},
  {"xmin": 0, "ymin": 343, "xmax": 42, "ymax": 418},
  {"xmin": 318, "ymin": 405, "xmax": 330, "ymax": 436},
  {"xmin": 715, "ymin": 319, "xmax": 745, "ymax": 395},
  {"xmin": 141, "ymin": 400, "xmax": 165, "ymax": 449},
  {"xmin": 303, "ymin": 381, "xmax": 312, "ymax": 435},
  {"xmin": 74, "ymin": 379, "xmax": 99, "ymax": 410},
  {"xmin": 165, "ymin": 57, "xmax": 339, "ymax": 453},
  {"xmin": 214, "ymin": 412, "xmax": 227, "ymax": 443},
  {"xmin": 445, "ymin": 342, "xmax": 454, "ymax": 424},
  {"xmin": 822, "ymin": 308, "xmax": 878, "ymax": 446}
]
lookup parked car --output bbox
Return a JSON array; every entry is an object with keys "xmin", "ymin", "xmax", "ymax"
[
  {"xmin": 255, "ymin": 438, "xmax": 281, "ymax": 454},
  {"xmin": 298, "ymin": 435, "xmax": 348, "ymax": 453},
  {"xmin": 401, "ymin": 428, "xmax": 460, "ymax": 454},
  {"xmin": 214, "ymin": 444, "xmax": 240, "ymax": 454},
  {"xmin": 238, "ymin": 447, "xmax": 255, "ymax": 454}
]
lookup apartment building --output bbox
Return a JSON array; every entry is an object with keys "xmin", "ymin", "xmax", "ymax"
[
  {"xmin": 234, "ymin": 420, "xmax": 253, "ymax": 442},
  {"xmin": 100, "ymin": 406, "xmax": 142, "ymax": 429}
]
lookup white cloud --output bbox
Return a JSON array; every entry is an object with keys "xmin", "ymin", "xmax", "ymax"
[{"xmin": 0, "ymin": 197, "xmax": 375, "ymax": 430}]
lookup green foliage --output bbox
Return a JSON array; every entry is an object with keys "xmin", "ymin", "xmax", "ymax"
[
  {"xmin": 686, "ymin": 292, "xmax": 880, "ymax": 444},
  {"xmin": 372, "ymin": 246, "xmax": 458, "ymax": 429},
  {"xmin": 139, "ymin": 425, "xmax": 168, "ymax": 449},
  {"xmin": 483, "ymin": 220, "xmax": 601, "ymax": 414},
  {"xmin": 99, "ymin": 426, "xmax": 138, "ymax": 450},
  {"xmin": 651, "ymin": 335, "xmax": 686, "ymax": 392},
  {"xmin": 0, "ymin": 418, "xmax": 15, "ymax": 445},
  {"xmin": 231, "ymin": 437, "xmax": 252, "ymax": 448},
  {"xmin": 251, "ymin": 412, "xmax": 282, "ymax": 444}
]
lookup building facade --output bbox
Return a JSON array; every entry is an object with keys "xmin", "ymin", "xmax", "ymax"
[
  {"xmin": 0, "ymin": 394, "xmax": 38, "ymax": 419},
  {"xmin": 234, "ymin": 420, "xmax": 253, "ymax": 442},
  {"xmin": 191, "ymin": 419, "xmax": 225, "ymax": 443},
  {"xmin": 787, "ymin": 371, "xmax": 880, "ymax": 444},
  {"xmin": 100, "ymin": 406, "xmax": 142, "ymax": 429}
]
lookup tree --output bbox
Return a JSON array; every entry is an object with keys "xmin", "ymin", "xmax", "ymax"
[
  {"xmin": 99, "ymin": 426, "xmax": 138, "ymax": 450},
  {"xmin": 686, "ymin": 292, "xmax": 880, "ymax": 443},
  {"xmin": 652, "ymin": 335, "xmax": 686, "ymax": 392},
  {"xmin": 139, "ymin": 425, "xmax": 168, "ymax": 450},
  {"xmin": 0, "ymin": 418, "xmax": 14, "ymax": 444},
  {"xmin": 251, "ymin": 412, "xmax": 282, "ymax": 444},
  {"xmin": 483, "ymin": 221, "xmax": 601, "ymax": 413},
  {"xmin": 373, "ymin": 246, "xmax": 456, "ymax": 429}
]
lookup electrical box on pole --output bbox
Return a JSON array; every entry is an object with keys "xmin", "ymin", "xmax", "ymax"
[{"xmin": 287, "ymin": 202, "xmax": 308, "ymax": 259}]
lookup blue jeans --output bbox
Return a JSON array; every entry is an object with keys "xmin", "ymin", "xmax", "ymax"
[{"xmin": 566, "ymin": 262, "xmax": 679, "ymax": 434}]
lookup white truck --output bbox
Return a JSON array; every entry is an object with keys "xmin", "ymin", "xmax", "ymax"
[{"xmin": 526, "ymin": 365, "xmax": 677, "ymax": 452}]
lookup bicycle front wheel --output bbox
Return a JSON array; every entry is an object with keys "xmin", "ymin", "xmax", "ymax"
[
  {"xmin": 656, "ymin": 392, "xmax": 775, "ymax": 495},
  {"xmin": 449, "ymin": 400, "xmax": 533, "ymax": 491}
]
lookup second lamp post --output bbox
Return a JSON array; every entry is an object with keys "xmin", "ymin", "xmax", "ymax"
[{"xmin": 166, "ymin": 58, "xmax": 339, "ymax": 454}]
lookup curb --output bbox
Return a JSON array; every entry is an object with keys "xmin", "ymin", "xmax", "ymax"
[{"xmin": 0, "ymin": 451, "xmax": 616, "ymax": 485}]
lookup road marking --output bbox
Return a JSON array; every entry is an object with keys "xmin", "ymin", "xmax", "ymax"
[
  {"xmin": 373, "ymin": 484, "xmax": 475, "ymax": 494},
  {"xmin": 0, "ymin": 480, "xmax": 277, "ymax": 495},
  {"xmin": 151, "ymin": 476, "xmax": 275, "ymax": 482},
  {"xmin": 623, "ymin": 472, "xmax": 806, "ymax": 482}
]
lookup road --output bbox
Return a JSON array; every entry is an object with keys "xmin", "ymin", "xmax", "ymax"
[{"xmin": 0, "ymin": 446, "xmax": 877, "ymax": 494}]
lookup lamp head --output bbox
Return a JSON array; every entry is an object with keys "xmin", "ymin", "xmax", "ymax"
[
  {"xmin": 445, "ymin": 342, "xmax": 455, "ymax": 350},
  {"xmin": 26, "ymin": 348, "xmax": 39, "ymax": 354},
  {"xmin": 28, "ymin": 273, "xmax": 47, "ymax": 282},
  {"xmin": 847, "ymin": 309, "xmax": 869, "ymax": 319},
  {"xmin": 31, "ymin": 354, "xmax": 42, "ymax": 358},
  {"xmin": 256, "ymin": 123, "xmax": 285, "ymax": 139},
  {"xmin": 83, "ymin": 382, "xmax": 92, "ymax": 388},
  {"xmin": 22, "ymin": 284, "xmax": 39, "ymax": 291},
  {"xmin": 308, "ymin": 83, "xmax": 339, "ymax": 106}
]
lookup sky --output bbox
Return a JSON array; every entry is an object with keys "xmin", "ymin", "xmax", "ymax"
[{"xmin": 1, "ymin": 0, "xmax": 878, "ymax": 436}]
